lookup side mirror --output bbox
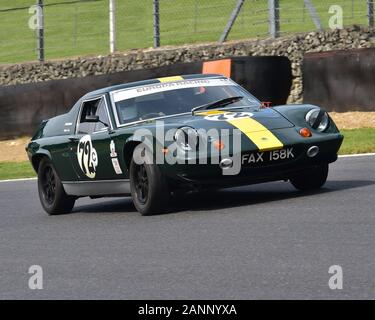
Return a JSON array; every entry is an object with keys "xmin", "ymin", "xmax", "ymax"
[
  {"xmin": 261, "ymin": 101, "xmax": 272, "ymax": 108},
  {"xmin": 84, "ymin": 115, "xmax": 99, "ymax": 123}
]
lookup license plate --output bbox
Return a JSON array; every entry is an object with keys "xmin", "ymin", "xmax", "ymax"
[{"xmin": 242, "ymin": 148, "xmax": 295, "ymax": 165}]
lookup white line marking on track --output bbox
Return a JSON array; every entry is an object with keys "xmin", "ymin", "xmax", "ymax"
[
  {"xmin": 0, "ymin": 177, "xmax": 37, "ymax": 183},
  {"xmin": 338, "ymin": 153, "xmax": 375, "ymax": 158},
  {"xmin": 0, "ymin": 153, "xmax": 374, "ymax": 183}
]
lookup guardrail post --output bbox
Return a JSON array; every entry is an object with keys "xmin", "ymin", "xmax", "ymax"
[
  {"xmin": 268, "ymin": 0, "xmax": 280, "ymax": 38},
  {"xmin": 36, "ymin": 0, "xmax": 44, "ymax": 62},
  {"xmin": 153, "ymin": 0, "xmax": 160, "ymax": 48},
  {"xmin": 368, "ymin": 0, "xmax": 374, "ymax": 27}
]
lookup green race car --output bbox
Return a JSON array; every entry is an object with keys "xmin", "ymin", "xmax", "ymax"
[{"xmin": 26, "ymin": 74, "xmax": 343, "ymax": 215}]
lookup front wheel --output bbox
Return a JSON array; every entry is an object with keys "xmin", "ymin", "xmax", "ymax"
[
  {"xmin": 37, "ymin": 158, "xmax": 75, "ymax": 215},
  {"xmin": 290, "ymin": 163, "xmax": 329, "ymax": 191},
  {"xmin": 129, "ymin": 149, "xmax": 170, "ymax": 215}
]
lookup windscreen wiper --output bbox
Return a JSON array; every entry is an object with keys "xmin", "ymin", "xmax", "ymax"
[{"xmin": 191, "ymin": 96, "xmax": 244, "ymax": 115}]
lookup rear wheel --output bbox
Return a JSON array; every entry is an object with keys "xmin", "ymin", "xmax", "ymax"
[
  {"xmin": 37, "ymin": 158, "xmax": 75, "ymax": 215},
  {"xmin": 290, "ymin": 163, "xmax": 329, "ymax": 191},
  {"xmin": 129, "ymin": 148, "xmax": 170, "ymax": 215}
]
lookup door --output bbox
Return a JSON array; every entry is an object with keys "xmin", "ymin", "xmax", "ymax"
[{"xmin": 69, "ymin": 96, "xmax": 121, "ymax": 181}]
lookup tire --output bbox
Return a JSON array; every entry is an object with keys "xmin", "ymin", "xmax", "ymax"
[
  {"xmin": 129, "ymin": 148, "xmax": 170, "ymax": 215},
  {"xmin": 290, "ymin": 163, "xmax": 329, "ymax": 191},
  {"xmin": 37, "ymin": 158, "xmax": 75, "ymax": 215}
]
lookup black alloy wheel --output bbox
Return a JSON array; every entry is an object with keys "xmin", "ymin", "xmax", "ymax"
[{"xmin": 133, "ymin": 163, "xmax": 149, "ymax": 204}]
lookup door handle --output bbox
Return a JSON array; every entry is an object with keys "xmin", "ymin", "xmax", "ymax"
[{"xmin": 69, "ymin": 137, "xmax": 79, "ymax": 143}]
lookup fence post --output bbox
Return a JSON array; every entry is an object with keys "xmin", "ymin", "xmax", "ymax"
[
  {"xmin": 36, "ymin": 0, "xmax": 44, "ymax": 62},
  {"xmin": 153, "ymin": 0, "xmax": 160, "ymax": 48},
  {"xmin": 369, "ymin": 0, "xmax": 374, "ymax": 27},
  {"xmin": 304, "ymin": 0, "xmax": 322, "ymax": 31},
  {"xmin": 268, "ymin": 0, "xmax": 280, "ymax": 38},
  {"xmin": 109, "ymin": 0, "xmax": 116, "ymax": 53},
  {"xmin": 219, "ymin": 0, "xmax": 245, "ymax": 43}
]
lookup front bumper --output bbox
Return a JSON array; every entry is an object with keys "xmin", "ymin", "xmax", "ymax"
[{"xmin": 160, "ymin": 133, "xmax": 343, "ymax": 188}]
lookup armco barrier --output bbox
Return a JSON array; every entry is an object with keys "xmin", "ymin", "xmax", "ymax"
[
  {"xmin": 303, "ymin": 48, "xmax": 375, "ymax": 112},
  {"xmin": 0, "ymin": 56, "xmax": 291, "ymax": 138}
]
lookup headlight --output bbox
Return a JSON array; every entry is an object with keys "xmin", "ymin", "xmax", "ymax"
[
  {"xmin": 305, "ymin": 109, "xmax": 329, "ymax": 132},
  {"xmin": 174, "ymin": 127, "xmax": 199, "ymax": 151}
]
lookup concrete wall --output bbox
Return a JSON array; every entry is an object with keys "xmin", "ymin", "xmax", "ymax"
[
  {"xmin": 303, "ymin": 48, "xmax": 375, "ymax": 112},
  {"xmin": 1, "ymin": 25, "xmax": 374, "ymax": 104}
]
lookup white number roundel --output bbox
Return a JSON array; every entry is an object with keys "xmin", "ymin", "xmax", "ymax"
[
  {"xmin": 77, "ymin": 135, "xmax": 98, "ymax": 179},
  {"xmin": 204, "ymin": 111, "xmax": 253, "ymax": 121}
]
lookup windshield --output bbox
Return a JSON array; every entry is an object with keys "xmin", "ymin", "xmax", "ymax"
[{"xmin": 111, "ymin": 78, "xmax": 261, "ymax": 125}]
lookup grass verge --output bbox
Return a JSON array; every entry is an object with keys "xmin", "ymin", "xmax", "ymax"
[
  {"xmin": 340, "ymin": 128, "xmax": 375, "ymax": 155},
  {"xmin": 0, "ymin": 128, "xmax": 374, "ymax": 180},
  {"xmin": 0, "ymin": 161, "xmax": 36, "ymax": 180}
]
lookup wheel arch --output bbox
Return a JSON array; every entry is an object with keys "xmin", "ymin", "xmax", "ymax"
[
  {"xmin": 31, "ymin": 151, "xmax": 52, "ymax": 173},
  {"xmin": 123, "ymin": 140, "xmax": 142, "ymax": 170},
  {"xmin": 123, "ymin": 133, "xmax": 158, "ymax": 172}
]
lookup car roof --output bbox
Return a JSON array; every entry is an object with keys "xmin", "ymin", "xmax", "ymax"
[{"xmin": 82, "ymin": 73, "xmax": 226, "ymax": 99}]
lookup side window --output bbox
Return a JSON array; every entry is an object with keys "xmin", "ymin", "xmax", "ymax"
[
  {"xmin": 77, "ymin": 97, "xmax": 109, "ymax": 134},
  {"xmin": 94, "ymin": 99, "xmax": 110, "ymax": 132}
]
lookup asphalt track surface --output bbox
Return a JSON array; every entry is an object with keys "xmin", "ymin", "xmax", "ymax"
[{"xmin": 0, "ymin": 155, "xmax": 374, "ymax": 299}]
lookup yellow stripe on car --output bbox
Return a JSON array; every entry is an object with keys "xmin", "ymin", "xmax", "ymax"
[
  {"xmin": 196, "ymin": 110, "xmax": 226, "ymax": 116},
  {"xmin": 198, "ymin": 110, "xmax": 284, "ymax": 152},
  {"xmin": 158, "ymin": 76, "xmax": 184, "ymax": 82},
  {"xmin": 227, "ymin": 117, "xmax": 284, "ymax": 152}
]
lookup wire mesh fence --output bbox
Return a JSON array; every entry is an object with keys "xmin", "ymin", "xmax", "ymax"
[
  {"xmin": 278, "ymin": 0, "xmax": 369, "ymax": 35},
  {"xmin": 0, "ymin": 0, "xmax": 373, "ymax": 64}
]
